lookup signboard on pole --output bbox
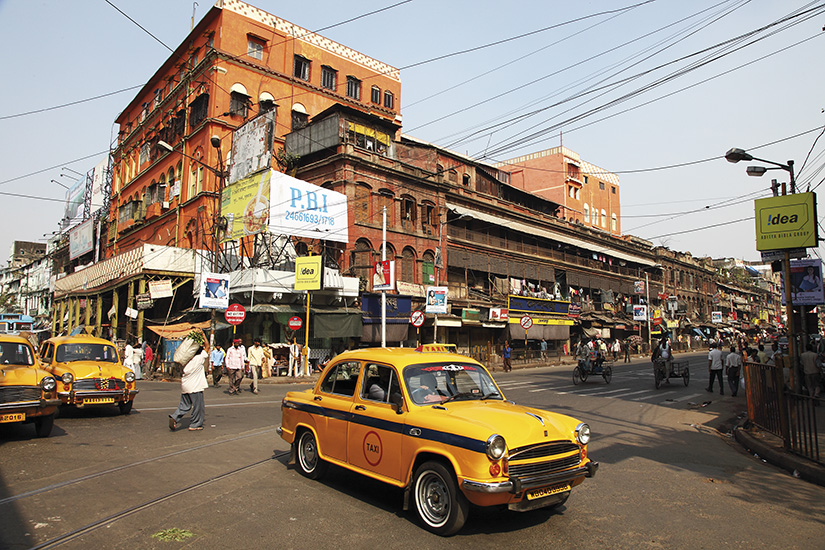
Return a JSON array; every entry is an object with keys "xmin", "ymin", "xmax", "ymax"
[
  {"xmin": 711, "ymin": 311, "xmax": 723, "ymax": 323},
  {"xmin": 199, "ymin": 272, "xmax": 230, "ymax": 310},
  {"xmin": 410, "ymin": 310, "xmax": 425, "ymax": 327},
  {"xmin": 287, "ymin": 316, "xmax": 303, "ymax": 330},
  {"xmin": 632, "ymin": 305, "xmax": 647, "ymax": 321},
  {"xmin": 781, "ymin": 258, "xmax": 825, "ymax": 306},
  {"xmin": 69, "ymin": 219, "xmax": 94, "ymax": 260},
  {"xmin": 754, "ymin": 192, "xmax": 818, "ymax": 251},
  {"xmin": 294, "ymin": 256, "xmax": 323, "ymax": 291},
  {"xmin": 425, "ymin": 286, "xmax": 448, "ymax": 314},
  {"xmin": 225, "ymin": 303, "xmax": 246, "ymax": 325},
  {"xmin": 372, "ymin": 260, "xmax": 394, "ymax": 291}
]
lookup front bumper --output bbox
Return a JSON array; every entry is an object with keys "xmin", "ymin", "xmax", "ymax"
[
  {"xmin": 0, "ymin": 398, "xmax": 61, "ymax": 411},
  {"xmin": 462, "ymin": 461, "xmax": 599, "ymax": 494},
  {"xmin": 59, "ymin": 389, "xmax": 139, "ymax": 404}
]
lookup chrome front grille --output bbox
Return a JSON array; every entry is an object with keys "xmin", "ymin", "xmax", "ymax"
[
  {"xmin": 0, "ymin": 386, "xmax": 40, "ymax": 404},
  {"xmin": 509, "ymin": 441, "xmax": 579, "ymax": 460},
  {"xmin": 75, "ymin": 378, "xmax": 125, "ymax": 391},
  {"xmin": 508, "ymin": 454, "xmax": 582, "ymax": 478}
]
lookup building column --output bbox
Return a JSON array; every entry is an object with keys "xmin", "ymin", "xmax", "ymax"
[
  {"xmin": 126, "ymin": 281, "xmax": 135, "ymax": 341},
  {"xmin": 84, "ymin": 295, "xmax": 91, "ymax": 331},
  {"xmin": 75, "ymin": 298, "xmax": 81, "ymax": 332},
  {"xmin": 95, "ymin": 295, "xmax": 103, "ymax": 338},
  {"xmin": 137, "ymin": 278, "xmax": 146, "ymax": 343},
  {"xmin": 111, "ymin": 288, "xmax": 119, "ymax": 340}
]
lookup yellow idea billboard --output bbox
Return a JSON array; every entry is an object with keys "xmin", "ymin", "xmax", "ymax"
[
  {"xmin": 294, "ymin": 256, "xmax": 323, "ymax": 291},
  {"xmin": 754, "ymin": 192, "xmax": 818, "ymax": 251}
]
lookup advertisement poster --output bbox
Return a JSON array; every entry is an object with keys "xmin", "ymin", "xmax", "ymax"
[
  {"xmin": 220, "ymin": 170, "xmax": 271, "ymax": 242},
  {"xmin": 711, "ymin": 311, "xmax": 723, "ymax": 323},
  {"xmin": 69, "ymin": 218, "xmax": 94, "ymax": 260},
  {"xmin": 148, "ymin": 280, "xmax": 174, "ymax": 299},
  {"xmin": 782, "ymin": 258, "xmax": 825, "ymax": 306},
  {"xmin": 425, "ymin": 286, "xmax": 448, "ymax": 314},
  {"xmin": 632, "ymin": 305, "xmax": 647, "ymax": 321},
  {"xmin": 228, "ymin": 111, "xmax": 275, "ymax": 184},
  {"xmin": 372, "ymin": 260, "xmax": 394, "ymax": 291},
  {"xmin": 634, "ymin": 280, "xmax": 645, "ymax": 294},
  {"xmin": 199, "ymin": 272, "xmax": 230, "ymax": 310},
  {"xmin": 294, "ymin": 256, "xmax": 323, "ymax": 291},
  {"xmin": 269, "ymin": 171, "xmax": 349, "ymax": 244}
]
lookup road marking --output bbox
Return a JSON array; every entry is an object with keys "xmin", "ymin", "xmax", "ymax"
[
  {"xmin": 582, "ymin": 388, "xmax": 634, "ymax": 396},
  {"xmin": 633, "ymin": 391, "xmax": 676, "ymax": 401},
  {"xmin": 606, "ymin": 390, "xmax": 653, "ymax": 398},
  {"xmin": 668, "ymin": 393, "xmax": 702, "ymax": 403},
  {"xmin": 529, "ymin": 388, "xmax": 550, "ymax": 392},
  {"xmin": 137, "ymin": 400, "xmax": 282, "ymax": 412}
]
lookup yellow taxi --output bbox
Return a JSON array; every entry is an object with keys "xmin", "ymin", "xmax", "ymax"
[
  {"xmin": 278, "ymin": 345, "xmax": 597, "ymax": 536},
  {"xmin": 0, "ymin": 334, "xmax": 60, "ymax": 437},
  {"xmin": 39, "ymin": 335, "xmax": 138, "ymax": 414}
]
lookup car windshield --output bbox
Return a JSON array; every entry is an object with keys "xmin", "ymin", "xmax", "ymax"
[
  {"xmin": 0, "ymin": 342, "xmax": 35, "ymax": 366},
  {"xmin": 56, "ymin": 343, "xmax": 119, "ymax": 363},
  {"xmin": 403, "ymin": 361, "xmax": 501, "ymax": 405}
]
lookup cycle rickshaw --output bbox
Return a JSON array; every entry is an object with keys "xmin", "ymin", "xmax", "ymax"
[{"xmin": 653, "ymin": 358, "xmax": 689, "ymax": 389}]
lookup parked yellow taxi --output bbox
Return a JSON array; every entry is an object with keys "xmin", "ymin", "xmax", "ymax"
[
  {"xmin": 0, "ymin": 334, "xmax": 60, "ymax": 437},
  {"xmin": 279, "ymin": 345, "xmax": 597, "ymax": 536},
  {"xmin": 39, "ymin": 335, "xmax": 138, "ymax": 414}
]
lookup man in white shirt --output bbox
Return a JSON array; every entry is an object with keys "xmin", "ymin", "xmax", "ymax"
[
  {"xmin": 724, "ymin": 346, "xmax": 743, "ymax": 397},
  {"xmin": 288, "ymin": 340, "xmax": 301, "ymax": 377},
  {"xmin": 246, "ymin": 338, "xmax": 264, "ymax": 394},
  {"xmin": 707, "ymin": 342, "xmax": 725, "ymax": 395}
]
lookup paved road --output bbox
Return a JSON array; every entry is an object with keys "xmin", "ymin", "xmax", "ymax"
[{"xmin": 1, "ymin": 353, "xmax": 823, "ymax": 549}]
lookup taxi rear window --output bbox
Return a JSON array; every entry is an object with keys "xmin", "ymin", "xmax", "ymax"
[
  {"xmin": 320, "ymin": 361, "xmax": 362, "ymax": 397},
  {"xmin": 0, "ymin": 342, "xmax": 35, "ymax": 366}
]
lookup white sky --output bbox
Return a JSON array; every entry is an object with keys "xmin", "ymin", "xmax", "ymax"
[{"xmin": 1, "ymin": 0, "xmax": 823, "ymax": 267}]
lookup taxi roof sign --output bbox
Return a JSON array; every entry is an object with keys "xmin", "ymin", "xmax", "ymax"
[{"xmin": 415, "ymin": 343, "xmax": 458, "ymax": 353}]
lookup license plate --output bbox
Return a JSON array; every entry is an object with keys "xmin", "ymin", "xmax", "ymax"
[
  {"xmin": 85, "ymin": 397, "xmax": 115, "ymax": 404},
  {"xmin": 0, "ymin": 412, "xmax": 25, "ymax": 423},
  {"xmin": 526, "ymin": 483, "xmax": 570, "ymax": 500}
]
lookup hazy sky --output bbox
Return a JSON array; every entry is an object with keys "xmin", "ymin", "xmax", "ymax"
[{"xmin": 1, "ymin": 0, "xmax": 823, "ymax": 268}]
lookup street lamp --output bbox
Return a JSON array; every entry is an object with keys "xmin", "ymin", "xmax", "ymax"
[
  {"xmin": 726, "ymin": 146, "xmax": 798, "ymax": 389},
  {"xmin": 434, "ymin": 212, "xmax": 473, "ymax": 343},
  {"xmin": 158, "ymin": 137, "xmax": 228, "ymax": 347}
]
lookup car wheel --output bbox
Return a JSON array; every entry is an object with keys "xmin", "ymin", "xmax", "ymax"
[
  {"xmin": 412, "ymin": 460, "xmax": 469, "ymax": 536},
  {"xmin": 34, "ymin": 414, "xmax": 54, "ymax": 438},
  {"xmin": 603, "ymin": 366, "xmax": 612, "ymax": 384},
  {"xmin": 295, "ymin": 429, "xmax": 327, "ymax": 480},
  {"xmin": 119, "ymin": 401, "xmax": 133, "ymax": 415},
  {"xmin": 572, "ymin": 367, "xmax": 582, "ymax": 385}
]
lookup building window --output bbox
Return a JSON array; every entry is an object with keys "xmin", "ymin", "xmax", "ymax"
[
  {"xmin": 371, "ymin": 86, "xmax": 381, "ymax": 104},
  {"xmin": 583, "ymin": 175, "xmax": 589, "ymax": 184},
  {"xmin": 354, "ymin": 183, "xmax": 371, "ymax": 224},
  {"xmin": 601, "ymin": 209, "xmax": 607, "ymax": 228},
  {"xmin": 321, "ymin": 66, "xmax": 337, "ymax": 90},
  {"xmin": 583, "ymin": 203, "xmax": 590, "ymax": 223},
  {"xmin": 462, "ymin": 173, "xmax": 470, "ymax": 186},
  {"xmin": 247, "ymin": 37, "xmax": 264, "ymax": 60},
  {"xmin": 154, "ymin": 88, "xmax": 164, "ymax": 109},
  {"xmin": 139, "ymin": 142, "xmax": 150, "ymax": 166},
  {"xmin": 611, "ymin": 213, "xmax": 617, "ymax": 231},
  {"xmin": 612, "ymin": 186, "xmax": 617, "ymax": 194},
  {"xmin": 568, "ymin": 186, "xmax": 575, "ymax": 199},
  {"xmin": 291, "ymin": 109, "xmax": 308, "ymax": 131},
  {"xmin": 599, "ymin": 182, "xmax": 605, "ymax": 190},
  {"xmin": 293, "ymin": 55, "xmax": 310, "ymax": 81},
  {"xmin": 259, "ymin": 96, "xmax": 276, "ymax": 113},
  {"xmin": 229, "ymin": 91, "xmax": 250, "ymax": 117},
  {"xmin": 384, "ymin": 90, "xmax": 394, "ymax": 109},
  {"xmin": 346, "ymin": 76, "xmax": 361, "ymax": 100},
  {"xmin": 189, "ymin": 93, "xmax": 209, "ymax": 127},
  {"xmin": 401, "ymin": 196, "xmax": 416, "ymax": 227},
  {"xmin": 402, "ymin": 247, "xmax": 416, "ymax": 283}
]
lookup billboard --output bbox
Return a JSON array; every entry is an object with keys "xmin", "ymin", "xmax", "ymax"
[
  {"xmin": 425, "ymin": 286, "xmax": 448, "ymax": 314},
  {"xmin": 220, "ymin": 170, "xmax": 271, "ymax": 242},
  {"xmin": 228, "ymin": 111, "xmax": 275, "ymax": 184},
  {"xmin": 781, "ymin": 258, "xmax": 825, "ymax": 306},
  {"xmin": 62, "ymin": 175, "xmax": 86, "ymax": 230},
  {"xmin": 294, "ymin": 255, "xmax": 323, "ymax": 291},
  {"xmin": 270, "ymin": 171, "xmax": 349, "ymax": 243},
  {"xmin": 90, "ymin": 158, "xmax": 108, "ymax": 214},
  {"xmin": 199, "ymin": 272, "xmax": 230, "ymax": 310},
  {"xmin": 372, "ymin": 260, "xmax": 394, "ymax": 291},
  {"xmin": 69, "ymin": 219, "xmax": 94, "ymax": 260},
  {"xmin": 754, "ymin": 192, "xmax": 818, "ymax": 251},
  {"xmin": 632, "ymin": 305, "xmax": 647, "ymax": 321}
]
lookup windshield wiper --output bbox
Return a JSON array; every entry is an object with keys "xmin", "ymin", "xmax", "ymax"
[
  {"xmin": 481, "ymin": 391, "xmax": 500, "ymax": 400},
  {"xmin": 441, "ymin": 392, "xmax": 477, "ymax": 404}
]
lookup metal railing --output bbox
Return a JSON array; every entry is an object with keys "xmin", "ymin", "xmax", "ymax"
[{"xmin": 743, "ymin": 360, "xmax": 821, "ymax": 464}]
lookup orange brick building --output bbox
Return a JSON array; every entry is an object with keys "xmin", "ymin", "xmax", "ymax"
[
  {"xmin": 496, "ymin": 147, "xmax": 621, "ymax": 236},
  {"xmin": 108, "ymin": 0, "xmax": 401, "ymax": 257}
]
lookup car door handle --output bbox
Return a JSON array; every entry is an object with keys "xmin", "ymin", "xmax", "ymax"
[
  {"xmin": 354, "ymin": 405, "xmax": 366, "ymax": 411},
  {"xmin": 313, "ymin": 396, "xmax": 322, "ymax": 401}
]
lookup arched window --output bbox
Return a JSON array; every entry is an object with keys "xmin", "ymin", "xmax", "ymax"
[
  {"xmin": 259, "ymin": 92, "xmax": 276, "ymax": 114},
  {"xmin": 354, "ymin": 182, "xmax": 371, "ymax": 224},
  {"xmin": 422, "ymin": 250, "xmax": 435, "ymax": 285},
  {"xmin": 601, "ymin": 209, "xmax": 607, "ymax": 228},
  {"xmin": 402, "ymin": 247, "xmax": 416, "ymax": 283},
  {"xmin": 377, "ymin": 190, "xmax": 394, "ymax": 228},
  {"xmin": 583, "ymin": 203, "xmax": 590, "ymax": 224},
  {"xmin": 401, "ymin": 194, "xmax": 417, "ymax": 231},
  {"xmin": 351, "ymin": 238, "xmax": 373, "ymax": 288},
  {"xmin": 611, "ymin": 213, "xmax": 617, "ymax": 232}
]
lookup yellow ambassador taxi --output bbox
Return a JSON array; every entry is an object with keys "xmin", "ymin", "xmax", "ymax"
[
  {"xmin": 0, "ymin": 334, "xmax": 60, "ymax": 437},
  {"xmin": 279, "ymin": 345, "xmax": 597, "ymax": 536},
  {"xmin": 39, "ymin": 335, "xmax": 138, "ymax": 415}
]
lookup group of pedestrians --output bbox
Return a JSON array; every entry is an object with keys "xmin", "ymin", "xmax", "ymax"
[{"xmin": 706, "ymin": 341, "xmax": 783, "ymax": 397}]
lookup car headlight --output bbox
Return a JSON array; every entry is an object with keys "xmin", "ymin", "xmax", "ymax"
[
  {"xmin": 41, "ymin": 376, "xmax": 56, "ymax": 392},
  {"xmin": 575, "ymin": 423, "xmax": 591, "ymax": 445},
  {"xmin": 486, "ymin": 434, "xmax": 507, "ymax": 460},
  {"xmin": 125, "ymin": 371, "xmax": 136, "ymax": 383},
  {"xmin": 61, "ymin": 372, "xmax": 74, "ymax": 384}
]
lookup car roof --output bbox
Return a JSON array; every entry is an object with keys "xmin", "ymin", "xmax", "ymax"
[
  {"xmin": 0, "ymin": 334, "xmax": 36, "ymax": 346},
  {"xmin": 45, "ymin": 335, "xmax": 115, "ymax": 345},
  {"xmin": 333, "ymin": 347, "xmax": 480, "ymax": 368}
]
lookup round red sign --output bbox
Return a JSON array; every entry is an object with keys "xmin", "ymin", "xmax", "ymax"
[
  {"xmin": 288, "ymin": 316, "xmax": 303, "ymax": 330},
  {"xmin": 224, "ymin": 303, "xmax": 246, "ymax": 326},
  {"xmin": 520, "ymin": 314, "xmax": 533, "ymax": 330},
  {"xmin": 410, "ymin": 310, "xmax": 425, "ymax": 328}
]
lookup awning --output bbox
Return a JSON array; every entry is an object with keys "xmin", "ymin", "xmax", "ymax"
[
  {"xmin": 693, "ymin": 328, "xmax": 707, "ymax": 338},
  {"xmin": 146, "ymin": 321, "xmax": 211, "ymax": 339},
  {"xmin": 436, "ymin": 318, "xmax": 462, "ymax": 328},
  {"xmin": 448, "ymin": 203, "xmax": 655, "ymax": 267},
  {"xmin": 361, "ymin": 323, "xmax": 409, "ymax": 343},
  {"xmin": 313, "ymin": 312, "xmax": 362, "ymax": 339}
]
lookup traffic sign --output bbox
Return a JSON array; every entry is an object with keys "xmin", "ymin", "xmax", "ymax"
[
  {"xmin": 410, "ymin": 310, "xmax": 425, "ymax": 327},
  {"xmin": 224, "ymin": 303, "xmax": 246, "ymax": 326},
  {"xmin": 520, "ymin": 315, "xmax": 533, "ymax": 330},
  {"xmin": 288, "ymin": 316, "xmax": 303, "ymax": 330}
]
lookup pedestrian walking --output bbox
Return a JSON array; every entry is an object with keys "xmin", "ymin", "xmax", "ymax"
[
  {"xmin": 169, "ymin": 343, "xmax": 209, "ymax": 432},
  {"xmin": 123, "ymin": 340, "xmax": 135, "ymax": 374},
  {"xmin": 623, "ymin": 339, "xmax": 631, "ymax": 363},
  {"xmin": 225, "ymin": 338, "xmax": 246, "ymax": 395},
  {"xmin": 503, "ymin": 341, "xmax": 512, "ymax": 372},
  {"xmin": 247, "ymin": 338, "xmax": 264, "ymax": 394},
  {"xmin": 800, "ymin": 342, "xmax": 822, "ymax": 399},
  {"xmin": 210, "ymin": 344, "xmax": 225, "ymax": 387},
  {"xmin": 725, "ymin": 345, "xmax": 743, "ymax": 397},
  {"xmin": 540, "ymin": 338, "xmax": 548, "ymax": 361},
  {"xmin": 302, "ymin": 343, "xmax": 312, "ymax": 377},
  {"xmin": 288, "ymin": 340, "xmax": 301, "ymax": 377},
  {"xmin": 611, "ymin": 339, "xmax": 620, "ymax": 361},
  {"xmin": 143, "ymin": 342, "xmax": 154, "ymax": 378},
  {"xmin": 707, "ymin": 342, "xmax": 724, "ymax": 395}
]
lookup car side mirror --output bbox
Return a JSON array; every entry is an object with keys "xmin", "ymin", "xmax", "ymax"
[{"xmin": 390, "ymin": 393, "xmax": 404, "ymax": 414}]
